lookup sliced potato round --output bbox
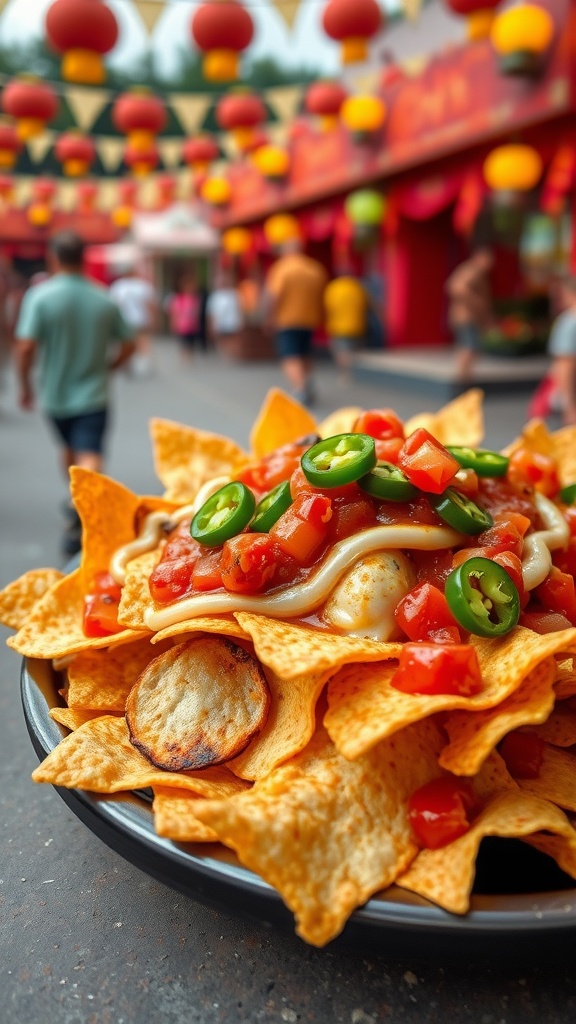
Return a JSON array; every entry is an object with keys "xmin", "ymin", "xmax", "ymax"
[{"xmin": 126, "ymin": 637, "xmax": 270, "ymax": 771}]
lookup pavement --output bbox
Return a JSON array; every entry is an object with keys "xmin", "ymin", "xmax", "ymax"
[{"xmin": 1, "ymin": 338, "xmax": 575, "ymax": 1023}]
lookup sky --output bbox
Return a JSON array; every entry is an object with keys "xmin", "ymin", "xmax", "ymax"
[{"xmin": 0, "ymin": 0, "xmax": 403, "ymax": 78}]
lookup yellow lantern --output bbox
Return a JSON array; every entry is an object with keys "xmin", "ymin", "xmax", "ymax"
[
  {"xmin": 222, "ymin": 227, "xmax": 252, "ymax": 255},
  {"xmin": 263, "ymin": 213, "xmax": 301, "ymax": 248},
  {"xmin": 28, "ymin": 202, "xmax": 53, "ymax": 228},
  {"xmin": 340, "ymin": 95, "xmax": 386, "ymax": 142},
  {"xmin": 490, "ymin": 4, "xmax": 555, "ymax": 76},
  {"xmin": 252, "ymin": 145, "xmax": 290, "ymax": 181},
  {"xmin": 201, "ymin": 176, "xmax": 232, "ymax": 207},
  {"xmin": 483, "ymin": 143, "xmax": 543, "ymax": 194},
  {"xmin": 112, "ymin": 205, "xmax": 133, "ymax": 230}
]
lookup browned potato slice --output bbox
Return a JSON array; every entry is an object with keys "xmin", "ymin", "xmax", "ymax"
[{"xmin": 126, "ymin": 637, "xmax": 270, "ymax": 771}]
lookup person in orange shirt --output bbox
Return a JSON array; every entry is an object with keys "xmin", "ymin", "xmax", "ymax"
[
  {"xmin": 324, "ymin": 273, "xmax": 370, "ymax": 383},
  {"xmin": 265, "ymin": 240, "xmax": 328, "ymax": 406}
]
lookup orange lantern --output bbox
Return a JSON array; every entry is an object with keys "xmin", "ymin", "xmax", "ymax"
[
  {"xmin": 201, "ymin": 176, "xmax": 232, "ymax": 206},
  {"xmin": 340, "ymin": 95, "xmax": 386, "ymax": 142},
  {"xmin": 28, "ymin": 179, "xmax": 56, "ymax": 228},
  {"xmin": 112, "ymin": 205, "xmax": 133, "ymax": 230},
  {"xmin": 222, "ymin": 227, "xmax": 252, "ymax": 256},
  {"xmin": 156, "ymin": 174, "xmax": 177, "ymax": 209},
  {"xmin": 263, "ymin": 213, "xmax": 301, "ymax": 248},
  {"xmin": 1, "ymin": 77, "xmax": 58, "ymax": 141},
  {"xmin": 112, "ymin": 180, "xmax": 137, "ymax": 229},
  {"xmin": 305, "ymin": 81, "xmax": 348, "ymax": 132},
  {"xmin": 446, "ymin": 0, "xmax": 501, "ymax": 42},
  {"xmin": 124, "ymin": 142, "xmax": 159, "ymax": 177},
  {"xmin": 216, "ymin": 91, "xmax": 267, "ymax": 152},
  {"xmin": 55, "ymin": 132, "xmax": 96, "ymax": 177},
  {"xmin": 0, "ymin": 121, "xmax": 23, "ymax": 170},
  {"xmin": 45, "ymin": 0, "xmax": 119, "ymax": 85},
  {"xmin": 0, "ymin": 175, "xmax": 14, "ymax": 203},
  {"xmin": 322, "ymin": 0, "xmax": 382, "ymax": 65},
  {"xmin": 112, "ymin": 90, "xmax": 167, "ymax": 152},
  {"xmin": 252, "ymin": 144, "xmax": 290, "ymax": 181},
  {"xmin": 76, "ymin": 181, "xmax": 98, "ymax": 213},
  {"xmin": 191, "ymin": 1, "xmax": 254, "ymax": 83},
  {"xmin": 491, "ymin": 3, "xmax": 555, "ymax": 76},
  {"xmin": 483, "ymin": 143, "xmax": 543, "ymax": 204},
  {"xmin": 182, "ymin": 135, "xmax": 220, "ymax": 174}
]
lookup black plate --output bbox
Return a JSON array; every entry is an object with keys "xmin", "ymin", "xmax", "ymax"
[{"xmin": 21, "ymin": 656, "xmax": 576, "ymax": 959}]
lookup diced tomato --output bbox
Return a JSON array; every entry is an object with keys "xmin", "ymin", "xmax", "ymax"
[
  {"xmin": 397, "ymin": 429, "xmax": 459, "ymax": 495},
  {"xmin": 83, "ymin": 592, "xmax": 123, "ymax": 638},
  {"xmin": 162, "ymin": 521, "xmax": 200, "ymax": 562},
  {"xmin": 553, "ymin": 537, "xmax": 576, "ymax": 577},
  {"xmin": 507, "ymin": 448, "xmax": 560, "ymax": 498},
  {"xmin": 535, "ymin": 567, "xmax": 576, "ymax": 626},
  {"xmin": 476, "ymin": 477, "xmax": 540, "ymax": 529},
  {"xmin": 220, "ymin": 533, "xmax": 281, "ymax": 594},
  {"xmin": 563, "ymin": 506, "xmax": 576, "ymax": 538},
  {"xmin": 520, "ymin": 609, "xmax": 573, "ymax": 634},
  {"xmin": 408, "ymin": 776, "xmax": 478, "ymax": 850},
  {"xmin": 394, "ymin": 582, "xmax": 462, "ymax": 644},
  {"xmin": 375, "ymin": 437, "xmax": 404, "ymax": 464},
  {"xmin": 452, "ymin": 468, "xmax": 479, "ymax": 498},
  {"xmin": 270, "ymin": 492, "xmax": 332, "ymax": 564},
  {"xmin": 236, "ymin": 441, "xmax": 312, "ymax": 494},
  {"xmin": 149, "ymin": 555, "xmax": 194, "ymax": 603},
  {"xmin": 390, "ymin": 642, "xmax": 483, "ymax": 696},
  {"xmin": 411, "ymin": 548, "xmax": 455, "ymax": 589},
  {"xmin": 353, "ymin": 409, "xmax": 405, "ymax": 442},
  {"xmin": 451, "ymin": 513, "xmax": 531, "ymax": 569},
  {"xmin": 327, "ymin": 494, "xmax": 377, "ymax": 544},
  {"xmin": 191, "ymin": 548, "xmax": 224, "ymax": 592},
  {"xmin": 91, "ymin": 571, "xmax": 122, "ymax": 602},
  {"xmin": 499, "ymin": 730, "xmax": 545, "ymax": 779}
]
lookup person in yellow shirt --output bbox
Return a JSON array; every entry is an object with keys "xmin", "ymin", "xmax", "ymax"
[{"xmin": 324, "ymin": 273, "xmax": 370, "ymax": 382}]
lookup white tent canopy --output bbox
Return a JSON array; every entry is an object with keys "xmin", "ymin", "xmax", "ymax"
[{"xmin": 130, "ymin": 203, "xmax": 219, "ymax": 255}]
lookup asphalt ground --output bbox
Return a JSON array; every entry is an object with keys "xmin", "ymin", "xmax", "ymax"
[{"xmin": 1, "ymin": 338, "xmax": 575, "ymax": 1023}]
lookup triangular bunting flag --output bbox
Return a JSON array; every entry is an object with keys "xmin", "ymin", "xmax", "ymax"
[
  {"xmin": 27, "ymin": 131, "xmax": 55, "ymax": 165},
  {"xmin": 158, "ymin": 138, "xmax": 183, "ymax": 169},
  {"xmin": 400, "ymin": 0, "xmax": 424, "ymax": 20},
  {"xmin": 96, "ymin": 137, "xmax": 126, "ymax": 173},
  {"xmin": 267, "ymin": 122, "xmax": 289, "ymax": 147},
  {"xmin": 264, "ymin": 85, "xmax": 303, "ymax": 124},
  {"xmin": 134, "ymin": 0, "xmax": 166, "ymax": 34},
  {"xmin": 350, "ymin": 70, "xmax": 380, "ymax": 93},
  {"xmin": 218, "ymin": 134, "xmax": 237, "ymax": 161},
  {"xmin": 270, "ymin": 0, "xmax": 301, "ymax": 29},
  {"xmin": 14, "ymin": 178, "xmax": 32, "ymax": 207},
  {"xmin": 0, "ymin": 0, "xmax": 13, "ymax": 15},
  {"xmin": 65, "ymin": 87, "xmax": 111, "ymax": 133},
  {"xmin": 169, "ymin": 94, "xmax": 213, "ymax": 137},
  {"xmin": 98, "ymin": 179, "xmax": 121, "ymax": 211},
  {"xmin": 57, "ymin": 181, "xmax": 78, "ymax": 212}
]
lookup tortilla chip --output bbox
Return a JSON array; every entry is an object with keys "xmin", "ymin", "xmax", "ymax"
[
  {"xmin": 555, "ymin": 659, "xmax": 576, "ymax": 700},
  {"xmin": 0, "ymin": 568, "xmax": 63, "ymax": 630},
  {"xmin": 193, "ymin": 720, "xmax": 444, "ymax": 946},
  {"xmin": 317, "ymin": 407, "xmax": 364, "ymax": 439},
  {"xmin": 404, "ymin": 389, "xmax": 484, "ymax": 447},
  {"xmin": 117, "ymin": 550, "xmax": 160, "ymax": 629},
  {"xmin": 32, "ymin": 715, "xmax": 250, "ymax": 796},
  {"xmin": 548, "ymin": 423, "xmax": 576, "ymax": 486},
  {"xmin": 325, "ymin": 627, "xmax": 576, "ymax": 761},
  {"xmin": 396, "ymin": 790, "xmax": 576, "ymax": 914},
  {"xmin": 438, "ymin": 659, "xmax": 557, "ymax": 777},
  {"xmin": 518, "ymin": 744, "xmax": 576, "ymax": 812},
  {"xmin": 152, "ymin": 787, "xmax": 220, "ymax": 842},
  {"xmin": 7, "ymin": 569, "xmax": 147, "ymax": 659},
  {"xmin": 152, "ymin": 615, "xmax": 249, "ymax": 645},
  {"xmin": 49, "ymin": 707, "xmax": 121, "ymax": 730},
  {"xmin": 249, "ymin": 388, "xmax": 317, "ymax": 459},
  {"xmin": 228, "ymin": 669, "xmax": 330, "ymax": 781},
  {"xmin": 66, "ymin": 636, "xmax": 172, "ymax": 711},
  {"xmin": 531, "ymin": 706, "xmax": 576, "ymax": 747},
  {"xmin": 70, "ymin": 467, "xmax": 140, "ymax": 593},
  {"xmin": 150, "ymin": 417, "xmax": 248, "ymax": 503},
  {"xmin": 234, "ymin": 613, "xmax": 401, "ymax": 681},
  {"xmin": 502, "ymin": 418, "xmax": 553, "ymax": 460}
]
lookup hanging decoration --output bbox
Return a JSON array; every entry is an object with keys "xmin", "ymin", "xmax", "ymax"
[
  {"xmin": 156, "ymin": 173, "xmax": 177, "ymax": 209},
  {"xmin": 263, "ymin": 213, "xmax": 301, "ymax": 248},
  {"xmin": 490, "ymin": 3, "xmax": 555, "ymax": 76},
  {"xmin": 340, "ymin": 95, "xmax": 386, "ymax": 143},
  {"xmin": 28, "ymin": 178, "xmax": 56, "ymax": 227},
  {"xmin": 216, "ymin": 91, "xmax": 267, "ymax": 153},
  {"xmin": 201, "ymin": 176, "xmax": 232, "ymax": 206},
  {"xmin": 1, "ymin": 78, "xmax": 59, "ymax": 142},
  {"xmin": 252, "ymin": 144, "xmax": 290, "ymax": 181},
  {"xmin": 483, "ymin": 143, "xmax": 543, "ymax": 204},
  {"xmin": 45, "ymin": 0, "xmax": 119, "ymax": 85},
  {"xmin": 76, "ymin": 181, "xmax": 98, "ymax": 214},
  {"xmin": 541, "ymin": 146, "xmax": 576, "ymax": 217},
  {"xmin": 0, "ymin": 121, "xmax": 23, "ymax": 170},
  {"xmin": 182, "ymin": 135, "xmax": 220, "ymax": 174},
  {"xmin": 445, "ymin": 0, "xmax": 501, "ymax": 43},
  {"xmin": 191, "ymin": 1, "xmax": 254, "ymax": 83},
  {"xmin": 54, "ymin": 131, "xmax": 96, "ymax": 176},
  {"xmin": 124, "ymin": 141, "xmax": 160, "ymax": 177},
  {"xmin": 112, "ymin": 90, "xmax": 167, "ymax": 152},
  {"xmin": 322, "ymin": 0, "xmax": 383, "ymax": 65},
  {"xmin": 304, "ymin": 81, "xmax": 348, "ymax": 132},
  {"xmin": 134, "ymin": 0, "xmax": 165, "ymax": 34},
  {"xmin": 222, "ymin": 227, "xmax": 252, "ymax": 256},
  {"xmin": 344, "ymin": 188, "xmax": 386, "ymax": 244},
  {"xmin": 0, "ymin": 174, "xmax": 14, "ymax": 204},
  {"xmin": 112, "ymin": 180, "xmax": 138, "ymax": 229}
]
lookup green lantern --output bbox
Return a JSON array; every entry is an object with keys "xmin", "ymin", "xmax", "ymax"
[{"xmin": 345, "ymin": 189, "xmax": 386, "ymax": 227}]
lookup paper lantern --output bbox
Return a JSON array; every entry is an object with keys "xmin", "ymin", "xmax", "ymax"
[
  {"xmin": 483, "ymin": 144, "xmax": 543, "ymax": 198},
  {"xmin": 28, "ymin": 202, "xmax": 53, "ymax": 228},
  {"xmin": 201, "ymin": 176, "xmax": 232, "ymax": 206},
  {"xmin": 33, "ymin": 179, "xmax": 57, "ymax": 203},
  {"xmin": 55, "ymin": 132, "xmax": 96, "ymax": 177},
  {"xmin": 0, "ymin": 175, "xmax": 14, "ymax": 202},
  {"xmin": 222, "ymin": 227, "xmax": 252, "ymax": 255},
  {"xmin": 1, "ymin": 77, "xmax": 58, "ymax": 141},
  {"xmin": 191, "ymin": 1, "xmax": 254, "ymax": 83},
  {"xmin": 491, "ymin": 4, "xmax": 555, "ymax": 75},
  {"xmin": 345, "ymin": 189, "xmax": 386, "ymax": 226},
  {"xmin": 124, "ymin": 142, "xmax": 159, "ymax": 177},
  {"xmin": 305, "ymin": 81, "xmax": 348, "ymax": 132},
  {"xmin": 76, "ymin": 181, "xmax": 98, "ymax": 213},
  {"xmin": 45, "ymin": 0, "xmax": 119, "ymax": 85},
  {"xmin": 263, "ymin": 213, "xmax": 301, "ymax": 248},
  {"xmin": 252, "ymin": 145, "xmax": 290, "ymax": 181},
  {"xmin": 112, "ymin": 90, "xmax": 167, "ymax": 152},
  {"xmin": 118, "ymin": 180, "xmax": 138, "ymax": 205},
  {"xmin": 156, "ymin": 174, "xmax": 177, "ymax": 208},
  {"xmin": 322, "ymin": 0, "xmax": 382, "ymax": 65},
  {"xmin": 341, "ymin": 95, "xmax": 386, "ymax": 141},
  {"xmin": 446, "ymin": 0, "xmax": 501, "ymax": 42},
  {"xmin": 182, "ymin": 135, "xmax": 220, "ymax": 173},
  {"xmin": 112, "ymin": 205, "xmax": 133, "ymax": 230},
  {"xmin": 0, "ymin": 121, "xmax": 23, "ymax": 170},
  {"xmin": 216, "ymin": 92, "xmax": 267, "ymax": 152}
]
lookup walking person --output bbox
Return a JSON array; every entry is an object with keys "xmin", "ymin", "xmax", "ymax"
[
  {"xmin": 166, "ymin": 270, "xmax": 202, "ymax": 361},
  {"xmin": 530, "ymin": 273, "xmax": 576, "ymax": 426},
  {"xmin": 14, "ymin": 231, "xmax": 135, "ymax": 555},
  {"xmin": 109, "ymin": 263, "xmax": 158, "ymax": 376},
  {"xmin": 324, "ymin": 270, "xmax": 370, "ymax": 384},
  {"xmin": 205, "ymin": 268, "xmax": 243, "ymax": 355},
  {"xmin": 264, "ymin": 239, "xmax": 327, "ymax": 406},
  {"xmin": 446, "ymin": 247, "xmax": 493, "ymax": 381}
]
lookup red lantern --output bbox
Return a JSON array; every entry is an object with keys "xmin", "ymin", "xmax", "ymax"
[
  {"xmin": 76, "ymin": 181, "xmax": 98, "ymax": 213},
  {"xmin": 45, "ymin": 0, "xmax": 119, "ymax": 85},
  {"xmin": 182, "ymin": 135, "xmax": 220, "ymax": 173},
  {"xmin": 124, "ymin": 141, "xmax": 159, "ymax": 177},
  {"xmin": 1, "ymin": 77, "xmax": 58, "ymax": 141},
  {"xmin": 446, "ymin": 0, "xmax": 501, "ymax": 41},
  {"xmin": 191, "ymin": 1, "xmax": 254, "ymax": 82},
  {"xmin": 112, "ymin": 90, "xmax": 167, "ymax": 152},
  {"xmin": 322, "ymin": 0, "xmax": 382, "ymax": 65},
  {"xmin": 0, "ymin": 122, "xmax": 23, "ymax": 170},
  {"xmin": 243, "ymin": 128, "xmax": 269, "ymax": 156},
  {"xmin": 216, "ymin": 92, "xmax": 267, "ymax": 152},
  {"xmin": 0, "ymin": 175, "xmax": 14, "ymax": 202},
  {"xmin": 156, "ymin": 174, "xmax": 177, "ymax": 209},
  {"xmin": 33, "ymin": 178, "xmax": 57, "ymax": 203},
  {"xmin": 118, "ymin": 180, "xmax": 138, "ymax": 205},
  {"xmin": 305, "ymin": 81, "xmax": 348, "ymax": 132},
  {"xmin": 55, "ymin": 132, "xmax": 96, "ymax": 177}
]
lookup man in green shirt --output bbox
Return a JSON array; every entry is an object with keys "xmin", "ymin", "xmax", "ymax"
[{"xmin": 15, "ymin": 231, "xmax": 135, "ymax": 553}]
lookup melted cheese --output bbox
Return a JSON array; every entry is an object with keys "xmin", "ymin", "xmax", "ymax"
[
  {"xmin": 322, "ymin": 551, "xmax": 415, "ymax": 641},
  {"xmin": 521, "ymin": 491, "xmax": 569, "ymax": 590}
]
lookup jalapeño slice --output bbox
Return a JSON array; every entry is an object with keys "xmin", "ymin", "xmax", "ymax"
[
  {"xmin": 301, "ymin": 433, "xmax": 376, "ymax": 488},
  {"xmin": 446, "ymin": 446, "xmax": 509, "ymax": 478},
  {"xmin": 191, "ymin": 481, "xmax": 255, "ymax": 547},
  {"xmin": 358, "ymin": 460, "xmax": 417, "ymax": 502},
  {"xmin": 445, "ymin": 556, "xmax": 520, "ymax": 638},
  {"xmin": 430, "ymin": 488, "xmax": 493, "ymax": 535},
  {"xmin": 559, "ymin": 482, "xmax": 576, "ymax": 505},
  {"xmin": 250, "ymin": 481, "xmax": 293, "ymax": 533}
]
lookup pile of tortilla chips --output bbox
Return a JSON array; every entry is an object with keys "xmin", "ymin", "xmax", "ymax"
[{"xmin": 3, "ymin": 388, "xmax": 576, "ymax": 947}]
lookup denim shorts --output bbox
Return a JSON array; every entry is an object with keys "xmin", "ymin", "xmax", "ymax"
[
  {"xmin": 454, "ymin": 323, "xmax": 481, "ymax": 351},
  {"xmin": 275, "ymin": 328, "xmax": 313, "ymax": 359},
  {"xmin": 49, "ymin": 407, "xmax": 108, "ymax": 454}
]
